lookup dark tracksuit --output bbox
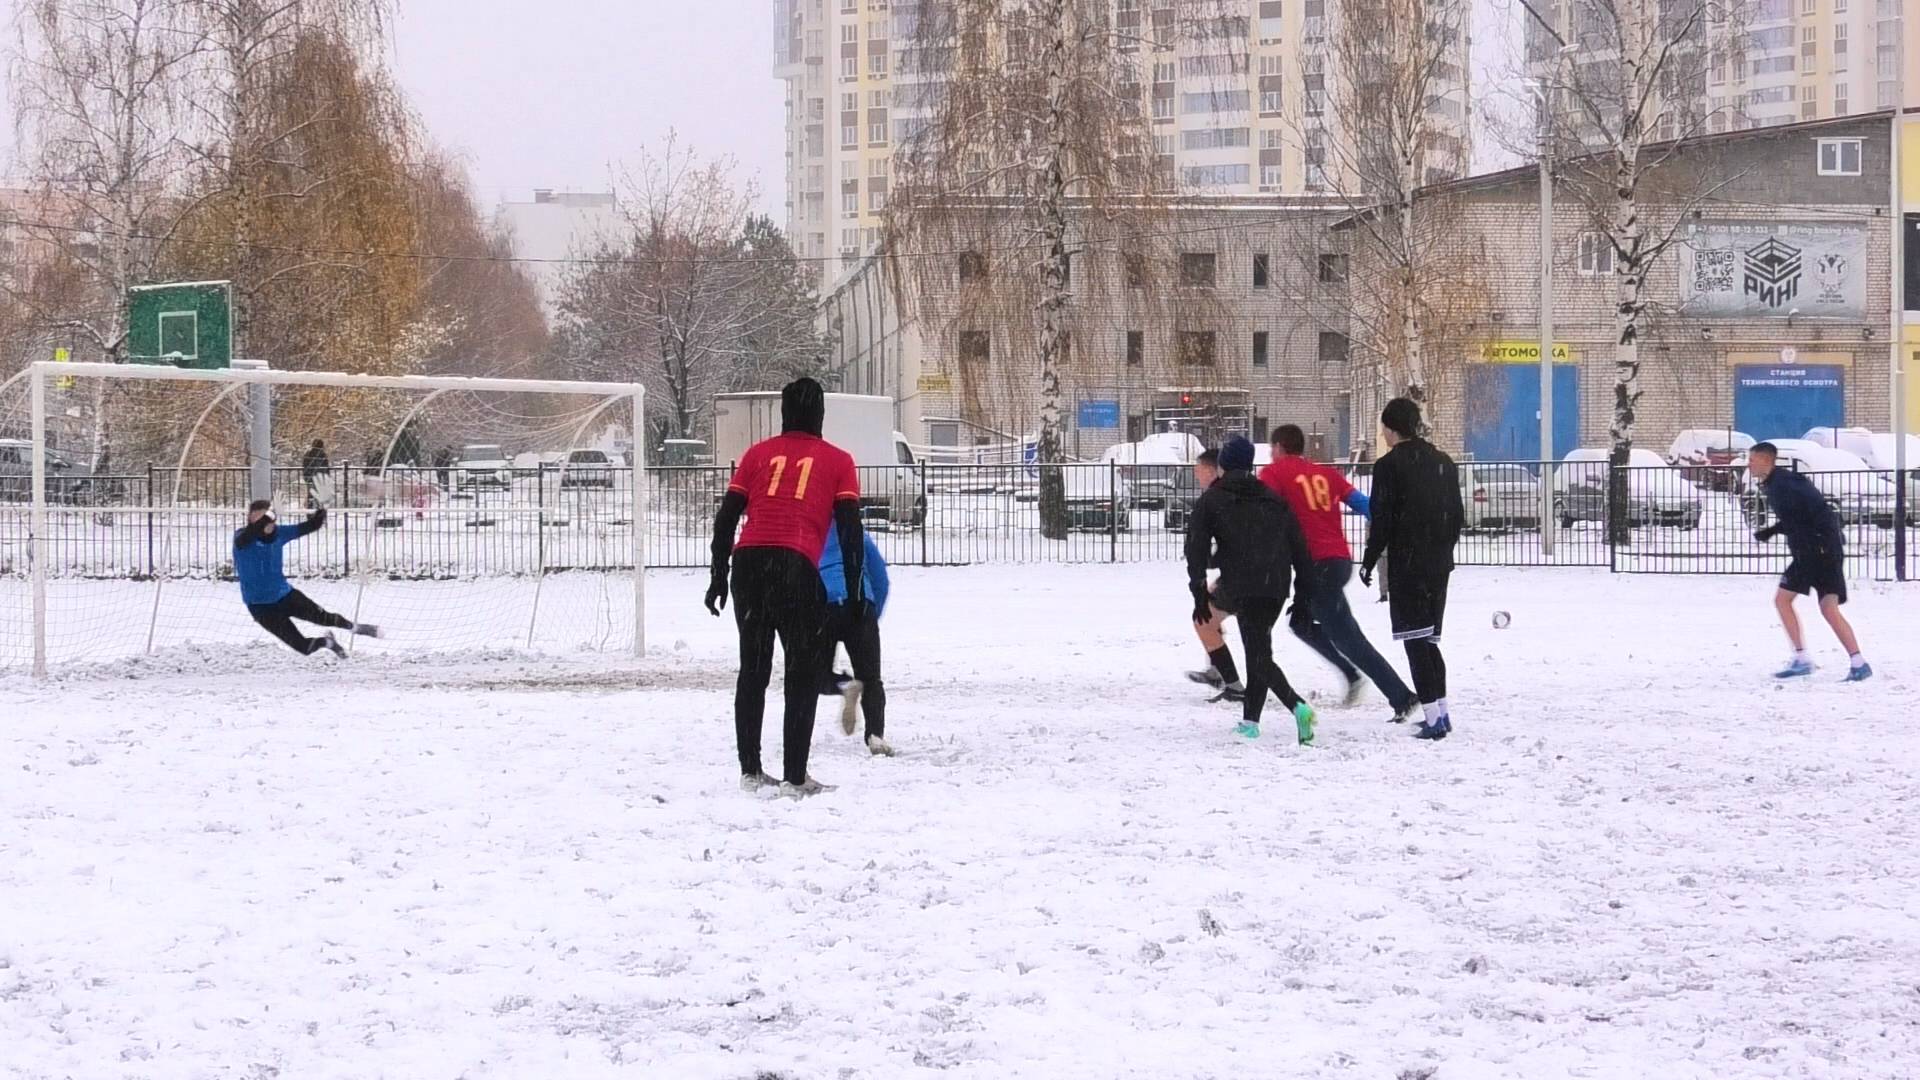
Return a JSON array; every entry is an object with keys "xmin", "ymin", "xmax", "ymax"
[
  {"xmin": 816, "ymin": 529, "xmax": 892, "ymax": 739},
  {"xmin": 1758, "ymin": 467, "xmax": 1847, "ymax": 602},
  {"xmin": 234, "ymin": 510, "xmax": 352, "ymax": 655},
  {"xmin": 709, "ymin": 438, "xmax": 864, "ymax": 785},
  {"xmin": 1184, "ymin": 470, "xmax": 1314, "ymax": 725},
  {"xmin": 302, "ymin": 446, "xmax": 330, "ymax": 506},
  {"xmin": 1361, "ymin": 438, "xmax": 1463, "ymax": 705}
]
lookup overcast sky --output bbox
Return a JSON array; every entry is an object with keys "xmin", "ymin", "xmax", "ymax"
[{"xmin": 2, "ymin": 0, "xmax": 1525, "ymax": 216}]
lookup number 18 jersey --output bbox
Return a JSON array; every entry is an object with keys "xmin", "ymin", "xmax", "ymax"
[
  {"xmin": 1259, "ymin": 455, "xmax": 1355, "ymax": 562},
  {"xmin": 728, "ymin": 431, "xmax": 861, "ymax": 558}
]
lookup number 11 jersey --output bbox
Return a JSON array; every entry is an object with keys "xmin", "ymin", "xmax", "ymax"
[{"xmin": 728, "ymin": 431, "xmax": 861, "ymax": 558}]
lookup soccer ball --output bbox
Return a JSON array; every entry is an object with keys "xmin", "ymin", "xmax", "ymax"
[{"xmin": 1491, "ymin": 611, "xmax": 1512, "ymax": 630}]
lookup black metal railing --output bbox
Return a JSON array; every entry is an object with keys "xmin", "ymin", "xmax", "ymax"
[{"xmin": 1, "ymin": 461, "xmax": 1913, "ymax": 581}]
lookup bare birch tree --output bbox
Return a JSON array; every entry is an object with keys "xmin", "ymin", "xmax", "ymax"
[
  {"xmin": 553, "ymin": 141, "xmax": 831, "ymax": 445},
  {"xmin": 1520, "ymin": 0, "xmax": 1735, "ymax": 543},
  {"xmin": 884, "ymin": 0, "xmax": 1232, "ymax": 539},
  {"xmin": 1309, "ymin": 0, "xmax": 1473, "ymax": 425}
]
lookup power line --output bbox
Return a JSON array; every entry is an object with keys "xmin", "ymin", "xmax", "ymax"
[{"xmin": 0, "ymin": 203, "xmax": 1352, "ymax": 271}]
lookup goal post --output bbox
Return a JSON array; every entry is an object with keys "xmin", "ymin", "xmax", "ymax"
[{"xmin": 2, "ymin": 360, "xmax": 647, "ymax": 677}]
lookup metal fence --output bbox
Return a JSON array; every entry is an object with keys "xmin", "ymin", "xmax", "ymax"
[{"xmin": 2, "ymin": 460, "xmax": 1913, "ymax": 582}]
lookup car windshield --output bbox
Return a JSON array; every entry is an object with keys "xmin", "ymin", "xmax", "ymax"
[
  {"xmin": 568, "ymin": 450, "xmax": 605, "ymax": 463},
  {"xmin": 1475, "ymin": 465, "xmax": 1533, "ymax": 485},
  {"xmin": 461, "ymin": 445, "xmax": 503, "ymax": 461}
]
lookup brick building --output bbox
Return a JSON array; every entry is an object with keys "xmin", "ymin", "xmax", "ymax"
[
  {"xmin": 1346, "ymin": 111, "xmax": 1900, "ymax": 461},
  {"xmin": 822, "ymin": 195, "xmax": 1357, "ymax": 458}
]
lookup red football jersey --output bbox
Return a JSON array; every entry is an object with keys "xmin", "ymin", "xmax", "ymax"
[
  {"xmin": 727, "ymin": 432, "xmax": 861, "ymax": 558},
  {"xmin": 1260, "ymin": 455, "xmax": 1356, "ymax": 562}
]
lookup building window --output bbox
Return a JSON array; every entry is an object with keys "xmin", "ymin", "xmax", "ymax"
[
  {"xmin": 1817, "ymin": 138, "xmax": 1862, "ymax": 176},
  {"xmin": 1126, "ymin": 330, "xmax": 1144, "ymax": 366},
  {"xmin": 959, "ymin": 330, "xmax": 990, "ymax": 366},
  {"xmin": 870, "ymin": 51, "xmax": 888, "ymax": 76},
  {"xmin": 1577, "ymin": 232, "xmax": 1614, "ymax": 274},
  {"xmin": 1317, "ymin": 331, "xmax": 1349, "ymax": 366},
  {"xmin": 1252, "ymin": 253, "xmax": 1270, "ymax": 289},
  {"xmin": 841, "ymin": 55, "xmax": 857, "ymax": 79},
  {"xmin": 1124, "ymin": 253, "xmax": 1147, "ymax": 288},
  {"xmin": 1259, "ymin": 90, "xmax": 1283, "ymax": 114},
  {"xmin": 1260, "ymin": 164, "xmax": 1283, "ymax": 190},
  {"xmin": 870, "ymin": 120, "xmax": 888, "ymax": 144},
  {"xmin": 869, "ymin": 188, "xmax": 887, "ymax": 211},
  {"xmin": 1180, "ymin": 127, "xmax": 1251, "ymax": 151},
  {"xmin": 841, "ymin": 124, "xmax": 858, "ymax": 148},
  {"xmin": 1182, "ymin": 163, "xmax": 1251, "ymax": 187},
  {"xmin": 1252, "ymin": 330, "xmax": 1269, "ymax": 368},
  {"xmin": 1179, "ymin": 252, "xmax": 1217, "ymax": 286},
  {"xmin": 959, "ymin": 251, "xmax": 987, "ymax": 282},
  {"xmin": 842, "ymin": 189, "xmax": 858, "ymax": 215},
  {"xmin": 1317, "ymin": 253, "xmax": 1348, "ymax": 284},
  {"xmin": 1177, "ymin": 330, "xmax": 1218, "ymax": 366}
]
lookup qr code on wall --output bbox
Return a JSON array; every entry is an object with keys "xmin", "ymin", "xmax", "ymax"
[{"xmin": 1693, "ymin": 249, "xmax": 1736, "ymax": 293}]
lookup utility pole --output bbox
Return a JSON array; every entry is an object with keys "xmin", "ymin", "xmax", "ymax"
[
  {"xmin": 1539, "ymin": 127, "xmax": 1556, "ymax": 556},
  {"xmin": 1892, "ymin": 14, "xmax": 1908, "ymax": 580}
]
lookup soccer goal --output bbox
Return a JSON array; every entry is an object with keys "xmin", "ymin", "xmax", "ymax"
[{"xmin": 0, "ymin": 360, "xmax": 647, "ymax": 676}]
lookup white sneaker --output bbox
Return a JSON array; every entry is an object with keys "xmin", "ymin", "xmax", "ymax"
[
  {"xmin": 739, "ymin": 771, "xmax": 778, "ymax": 792},
  {"xmin": 838, "ymin": 679, "xmax": 865, "ymax": 736},
  {"xmin": 321, "ymin": 632, "xmax": 347, "ymax": 659},
  {"xmin": 779, "ymin": 776, "xmax": 835, "ymax": 798},
  {"xmin": 866, "ymin": 734, "xmax": 895, "ymax": 757}
]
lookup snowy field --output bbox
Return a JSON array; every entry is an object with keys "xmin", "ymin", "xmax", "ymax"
[{"xmin": 3, "ymin": 566, "xmax": 1918, "ymax": 1078}]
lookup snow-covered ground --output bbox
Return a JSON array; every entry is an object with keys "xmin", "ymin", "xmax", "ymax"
[{"xmin": 3, "ymin": 566, "xmax": 1917, "ymax": 1078}]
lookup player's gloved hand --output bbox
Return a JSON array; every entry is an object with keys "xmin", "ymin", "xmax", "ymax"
[
  {"xmin": 704, "ymin": 572, "xmax": 728, "ymax": 615},
  {"xmin": 1358, "ymin": 564, "xmax": 1374, "ymax": 588},
  {"xmin": 1753, "ymin": 526, "xmax": 1779, "ymax": 543}
]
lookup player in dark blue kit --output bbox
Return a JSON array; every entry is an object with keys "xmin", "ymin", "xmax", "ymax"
[
  {"xmin": 234, "ymin": 499, "xmax": 381, "ymax": 656},
  {"xmin": 1748, "ymin": 442, "xmax": 1871, "ymax": 681}
]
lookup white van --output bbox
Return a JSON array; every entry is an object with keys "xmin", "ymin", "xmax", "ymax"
[{"xmin": 713, "ymin": 392, "xmax": 921, "ymax": 526}]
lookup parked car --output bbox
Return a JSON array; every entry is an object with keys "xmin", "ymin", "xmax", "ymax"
[
  {"xmin": 1554, "ymin": 448, "xmax": 1703, "ymax": 529},
  {"xmin": 1459, "ymin": 461, "xmax": 1542, "ymax": 531},
  {"xmin": 0, "ymin": 439, "xmax": 111, "ymax": 505},
  {"xmin": 1805, "ymin": 429, "xmax": 1920, "ymax": 514},
  {"xmin": 1100, "ymin": 433, "xmax": 1205, "ymax": 510},
  {"xmin": 456, "ymin": 443, "xmax": 513, "ymax": 489},
  {"xmin": 1667, "ymin": 428, "xmax": 1753, "ymax": 492},
  {"xmin": 556, "ymin": 448, "xmax": 617, "ymax": 489}
]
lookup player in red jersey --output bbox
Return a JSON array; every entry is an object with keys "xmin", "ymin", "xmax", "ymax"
[
  {"xmin": 1260, "ymin": 424, "xmax": 1418, "ymax": 722},
  {"xmin": 707, "ymin": 378, "xmax": 865, "ymax": 796}
]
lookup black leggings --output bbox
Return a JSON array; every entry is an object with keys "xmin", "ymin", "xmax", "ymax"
[
  {"xmin": 821, "ymin": 605, "xmax": 886, "ymax": 739},
  {"xmin": 248, "ymin": 589, "xmax": 353, "ymax": 655},
  {"xmin": 1234, "ymin": 598, "xmax": 1304, "ymax": 724},
  {"xmin": 732, "ymin": 547, "xmax": 830, "ymax": 784},
  {"xmin": 1403, "ymin": 640, "xmax": 1447, "ymax": 704}
]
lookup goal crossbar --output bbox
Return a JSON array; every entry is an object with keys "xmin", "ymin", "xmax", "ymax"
[{"xmin": 30, "ymin": 360, "xmax": 645, "ymax": 398}]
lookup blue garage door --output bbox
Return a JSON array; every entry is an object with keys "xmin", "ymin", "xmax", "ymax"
[
  {"xmin": 1732, "ymin": 365, "xmax": 1845, "ymax": 442},
  {"xmin": 1464, "ymin": 363, "xmax": 1580, "ymax": 462}
]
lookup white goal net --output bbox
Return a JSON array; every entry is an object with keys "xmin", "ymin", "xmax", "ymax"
[{"xmin": 0, "ymin": 361, "xmax": 646, "ymax": 676}]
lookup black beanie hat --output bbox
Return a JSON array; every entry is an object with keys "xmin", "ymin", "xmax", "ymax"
[
  {"xmin": 1381, "ymin": 397, "xmax": 1421, "ymax": 440},
  {"xmin": 781, "ymin": 377, "xmax": 826, "ymax": 436}
]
